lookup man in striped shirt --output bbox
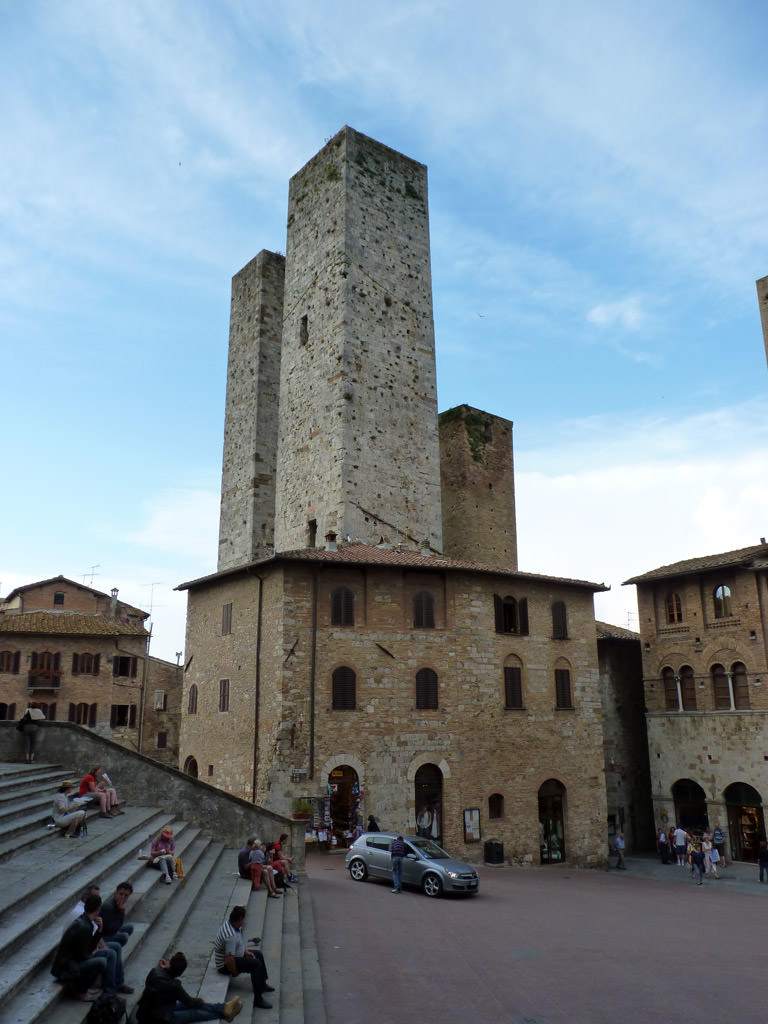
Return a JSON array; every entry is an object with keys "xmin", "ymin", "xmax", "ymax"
[{"xmin": 213, "ymin": 907, "xmax": 274, "ymax": 1010}]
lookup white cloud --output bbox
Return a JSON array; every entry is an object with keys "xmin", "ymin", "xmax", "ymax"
[
  {"xmin": 125, "ymin": 490, "xmax": 219, "ymax": 557},
  {"xmin": 587, "ymin": 297, "xmax": 647, "ymax": 331}
]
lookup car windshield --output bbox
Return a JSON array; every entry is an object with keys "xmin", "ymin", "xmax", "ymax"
[{"xmin": 407, "ymin": 838, "xmax": 450, "ymax": 859}]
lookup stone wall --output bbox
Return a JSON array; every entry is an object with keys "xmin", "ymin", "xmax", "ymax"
[
  {"xmin": 218, "ymin": 250, "xmax": 285, "ymax": 570},
  {"xmin": 757, "ymin": 274, "xmax": 768, "ymax": 370},
  {"xmin": 439, "ymin": 405, "xmax": 518, "ymax": 569},
  {"xmin": 141, "ymin": 656, "xmax": 183, "ymax": 767},
  {"xmin": 0, "ymin": 720, "xmax": 302, "ymax": 864},
  {"xmin": 274, "ymin": 127, "xmax": 443, "ymax": 553}
]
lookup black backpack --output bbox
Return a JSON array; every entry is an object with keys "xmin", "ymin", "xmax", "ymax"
[{"xmin": 85, "ymin": 993, "xmax": 127, "ymax": 1024}]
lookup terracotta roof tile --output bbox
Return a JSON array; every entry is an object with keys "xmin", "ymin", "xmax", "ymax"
[
  {"xmin": 595, "ymin": 620, "xmax": 640, "ymax": 641},
  {"xmin": 623, "ymin": 542, "xmax": 768, "ymax": 585},
  {"xmin": 0, "ymin": 612, "xmax": 149, "ymax": 637},
  {"xmin": 178, "ymin": 543, "xmax": 607, "ymax": 592}
]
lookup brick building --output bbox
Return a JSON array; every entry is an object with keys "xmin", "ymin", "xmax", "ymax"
[
  {"xmin": 0, "ymin": 576, "xmax": 181, "ymax": 765},
  {"xmin": 178, "ymin": 128, "xmax": 613, "ymax": 866},
  {"xmin": 624, "ymin": 540, "xmax": 768, "ymax": 861}
]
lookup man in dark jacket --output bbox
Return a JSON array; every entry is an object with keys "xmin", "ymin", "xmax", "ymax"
[
  {"xmin": 101, "ymin": 881, "xmax": 134, "ymax": 945},
  {"xmin": 51, "ymin": 893, "xmax": 110, "ymax": 1001},
  {"xmin": 389, "ymin": 835, "xmax": 407, "ymax": 893},
  {"xmin": 136, "ymin": 952, "xmax": 242, "ymax": 1023}
]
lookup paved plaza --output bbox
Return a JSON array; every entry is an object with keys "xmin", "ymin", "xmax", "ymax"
[{"xmin": 307, "ymin": 850, "xmax": 767, "ymax": 1024}]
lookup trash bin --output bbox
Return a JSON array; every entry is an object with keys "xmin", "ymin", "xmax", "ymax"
[{"xmin": 484, "ymin": 839, "xmax": 503, "ymax": 864}]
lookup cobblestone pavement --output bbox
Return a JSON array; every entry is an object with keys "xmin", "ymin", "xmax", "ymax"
[{"xmin": 307, "ymin": 850, "xmax": 766, "ymax": 1024}]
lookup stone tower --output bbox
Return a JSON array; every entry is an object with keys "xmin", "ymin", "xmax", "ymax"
[
  {"xmin": 274, "ymin": 127, "xmax": 443, "ymax": 553},
  {"xmin": 757, "ymin": 275, "xmax": 768, "ymax": 371},
  {"xmin": 439, "ymin": 405, "xmax": 518, "ymax": 570},
  {"xmin": 217, "ymin": 250, "xmax": 285, "ymax": 571}
]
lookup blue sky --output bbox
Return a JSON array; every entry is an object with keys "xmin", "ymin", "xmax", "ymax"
[{"xmin": 2, "ymin": 0, "xmax": 767, "ymax": 660}]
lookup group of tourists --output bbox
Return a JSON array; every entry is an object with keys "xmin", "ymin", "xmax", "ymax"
[
  {"xmin": 52, "ymin": 765, "xmax": 122, "ymax": 837},
  {"xmin": 52, "ymin": 878, "xmax": 277, "ymax": 1019},
  {"xmin": 656, "ymin": 824, "xmax": 727, "ymax": 882},
  {"xmin": 238, "ymin": 834, "xmax": 299, "ymax": 896}
]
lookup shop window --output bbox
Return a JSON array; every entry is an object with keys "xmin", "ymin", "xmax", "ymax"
[
  {"xmin": 713, "ymin": 584, "xmax": 732, "ymax": 619},
  {"xmin": 72, "ymin": 652, "xmax": 100, "ymax": 675},
  {"xmin": 222, "ymin": 602, "xmax": 233, "ymax": 635},
  {"xmin": 732, "ymin": 662, "xmax": 750, "ymax": 710},
  {"xmin": 157, "ymin": 732, "xmax": 168, "ymax": 749},
  {"xmin": 113, "ymin": 656, "xmax": 138, "ymax": 678},
  {"xmin": 665, "ymin": 592, "xmax": 683, "ymax": 624},
  {"xmin": 503, "ymin": 662, "xmax": 523, "ymax": 709},
  {"xmin": 110, "ymin": 704, "xmax": 137, "ymax": 728},
  {"xmin": 331, "ymin": 586, "xmax": 354, "ymax": 626},
  {"xmin": 0, "ymin": 703, "xmax": 17, "ymax": 720},
  {"xmin": 494, "ymin": 595, "xmax": 529, "ymax": 635},
  {"xmin": 153, "ymin": 690, "xmax": 167, "ymax": 712},
  {"xmin": 711, "ymin": 664, "xmax": 730, "ymax": 710},
  {"xmin": 552, "ymin": 601, "xmax": 568, "ymax": 640},
  {"xmin": 555, "ymin": 667, "xmax": 573, "ymax": 709},
  {"xmin": 218, "ymin": 679, "xmax": 230, "ymax": 713},
  {"xmin": 188, "ymin": 684, "xmax": 198, "ymax": 715},
  {"xmin": 489, "ymin": 793, "xmax": 504, "ymax": 819},
  {"xmin": 332, "ymin": 666, "xmax": 356, "ymax": 710},
  {"xmin": 680, "ymin": 665, "xmax": 696, "ymax": 710},
  {"xmin": 415, "ymin": 668, "xmax": 438, "ymax": 710},
  {"xmin": 0, "ymin": 650, "xmax": 20, "ymax": 674},
  {"xmin": 662, "ymin": 667, "xmax": 679, "ymax": 710},
  {"xmin": 413, "ymin": 591, "xmax": 435, "ymax": 629}
]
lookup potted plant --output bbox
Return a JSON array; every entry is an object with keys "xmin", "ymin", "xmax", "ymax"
[{"xmin": 291, "ymin": 798, "xmax": 313, "ymax": 820}]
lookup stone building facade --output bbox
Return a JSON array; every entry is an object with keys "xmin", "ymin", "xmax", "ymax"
[
  {"xmin": 0, "ymin": 576, "xmax": 181, "ymax": 765},
  {"xmin": 757, "ymin": 274, "xmax": 768, "ymax": 370},
  {"xmin": 624, "ymin": 541, "xmax": 768, "ymax": 861},
  {"xmin": 178, "ymin": 127, "xmax": 613, "ymax": 866},
  {"xmin": 595, "ymin": 622, "xmax": 654, "ymax": 853}
]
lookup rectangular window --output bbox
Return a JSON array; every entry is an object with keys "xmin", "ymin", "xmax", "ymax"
[
  {"xmin": 110, "ymin": 704, "xmax": 136, "ymax": 728},
  {"xmin": 555, "ymin": 669, "xmax": 572, "ymax": 709},
  {"xmin": 53, "ymin": 591, "xmax": 65, "ymax": 606},
  {"xmin": 552, "ymin": 602, "xmax": 568, "ymax": 640},
  {"xmin": 219, "ymin": 678, "xmax": 230, "ymax": 712},
  {"xmin": 157, "ymin": 732, "xmax": 167, "ymax": 749},
  {"xmin": 153, "ymin": 690, "xmax": 167, "ymax": 712},
  {"xmin": 222, "ymin": 603, "xmax": 233, "ymax": 635},
  {"xmin": 113, "ymin": 656, "xmax": 138, "ymax": 678},
  {"xmin": 504, "ymin": 666, "xmax": 523, "ymax": 709}
]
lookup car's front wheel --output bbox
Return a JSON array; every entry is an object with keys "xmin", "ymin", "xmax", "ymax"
[
  {"xmin": 348, "ymin": 857, "xmax": 368, "ymax": 882},
  {"xmin": 422, "ymin": 871, "xmax": 442, "ymax": 898}
]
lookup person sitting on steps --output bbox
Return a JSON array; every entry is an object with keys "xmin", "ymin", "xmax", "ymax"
[
  {"xmin": 136, "ymin": 952, "xmax": 243, "ymax": 1023},
  {"xmin": 52, "ymin": 780, "xmax": 86, "ymax": 838},
  {"xmin": 148, "ymin": 827, "xmax": 177, "ymax": 884}
]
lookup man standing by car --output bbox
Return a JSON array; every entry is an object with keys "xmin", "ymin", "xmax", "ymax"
[{"xmin": 390, "ymin": 835, "xmax": 407, "ymax": 893}]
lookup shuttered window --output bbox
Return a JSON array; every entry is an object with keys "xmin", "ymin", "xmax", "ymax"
[
  {"xmin": 555, "ymin": 669, "xmax": 572, "ymax": 709},
  {"xmin": 413, "ymin": 591, "xmax": 435, "ymax": 629},
  {"xmin": 504, "ymin": 666, "xmax": 523, "ymax": 709},
  {"xmin": 332, "ymin": 666, "xmax": 356, "ymax": 710},
  {"xmin": 331, "ymin": 586, "xmax": 354, "ymax": 626},
  {"xmin": 415, "ymin": 668, "xmax": 438, "ymax": 710}
]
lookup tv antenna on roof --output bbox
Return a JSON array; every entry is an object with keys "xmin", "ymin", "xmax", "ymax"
[
  {"xmin": 140, "ymin": 582, "xmax": 164, "ymax": 618},
  {"xmin": 82, "ymin": 565, "xmax": 101, "ymax": 586}
]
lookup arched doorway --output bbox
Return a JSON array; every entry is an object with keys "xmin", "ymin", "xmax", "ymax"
[
  {"xmin": 538, "ymin": 779, "xmax": 566, "ymax": 863},
  {"xmin": 415, "ymin": 763, "xmax": 442, "ymax": 842},
  {"xmin": 183, "ymin": 756, "xmax": 198, "ymax": 779},
  {"xmin": 725, "ymin": 782, "xmax": 765, "ymax": 862},
  {"xmin": 328, "ymin": 764, "xmax": 360, "ymax": 845},
  {"xmin": 671, "ymin": 778, "xmax": 707, "ymax": 833}
]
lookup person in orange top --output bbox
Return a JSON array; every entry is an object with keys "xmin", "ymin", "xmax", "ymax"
[{"xmin": 78, "ymin": 765, "xmax": 117, "ymax": 818}]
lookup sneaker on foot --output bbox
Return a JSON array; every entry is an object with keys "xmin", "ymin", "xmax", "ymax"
[{"xmin": 224, "ymin": 996, "xmax": 243, "ymax": 1021}]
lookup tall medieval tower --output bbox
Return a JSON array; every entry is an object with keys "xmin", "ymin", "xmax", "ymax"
[{"xmin": 273, "ymin": 128, "xmax": 443, "ymax": 553}]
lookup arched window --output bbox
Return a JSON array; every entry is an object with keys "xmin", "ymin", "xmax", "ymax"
[
  {"xmin": 662, "ymin": 667, "xmax": 679, "ymax": 710},
  {"xmin": 665, "ymin": 592, "xmax": 683, "ymax": 624},
  {"xmin": 332, "ymin": 666, "xmax": 356, "ymax": 710},
  {"xmin": 731, "ymin": 661, "xmax": 750, "ymax": 710},
  {"xmin": 503, "ymin": 655, "xmax": 523, "ymax": 709},
  {"xmin": 713, "ymin": 584, "xmax": 732, "ymax": 619},
  {"xmin": 413, "ymin": 591, "xmax": 435, "ymax": 629},
  {"xmin": 494, "ymin": 595, "xmax": 529, "ymax": 635},
  {"xmin": 188, "ymin": 684, "xmax": 198, "ymax": 715},
  {"xmin": 331, "ymin": 586, "xmax": 354, "ymax": 626},
  {"xmin": 679, "ymin": 665, "xmax": 696, "ymax": 710},
  {"xmin": 0, "ymin": 651, "xmax": 20, "ymax": 674},
  {"xmin": 554, "ymin": 660, "xmax": 572, "ymax": 709},
  {"xmin": 552, "ymin": 601, "xmax": 568, "ymax": 640},
  {"xmin": 415, "ymin": 668, "xmax": 438, "ymax": 710},
  {"xmin": 488, "ymin": 793, "xmax": 504, "ymax": 819},
  {"xmin": 711, "ymin": 664, "xmax": 730, "ymax": 710}
]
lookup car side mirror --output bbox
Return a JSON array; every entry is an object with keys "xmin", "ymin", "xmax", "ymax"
[{"xmin": 406, "ymin": 852, "xmax": 418, "ymax": 859}]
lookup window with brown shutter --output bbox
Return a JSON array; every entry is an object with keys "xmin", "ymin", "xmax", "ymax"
[
  {"xmin": 332, "ymin": 666, "xmax": 356, "ymax": 710},
  {"xmin": 331, "ymin": 586, "xmax": 354, "ymax": 626},
  {"xmin": 415, "ymin": 668, "xmax": 438, "ymax": 709}
]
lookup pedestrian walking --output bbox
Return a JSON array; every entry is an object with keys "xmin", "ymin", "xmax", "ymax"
[
  {"xmin": 712, "ymin": 823, "xmax": 727, "ymax": 867},
  {"xmin": 614, "ymin": 832, "xmax": 626, "ymax": 869},
  {"xmin": 691, "ymin": 844, "xmax": 706, "ymax": 885},
  {"xmin": 390, "ymin": 834, "xmax": 407, "ymax": 893}
]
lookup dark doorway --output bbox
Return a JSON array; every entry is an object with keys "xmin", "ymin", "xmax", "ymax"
[
  {"xmin": 538, "ymin": 779, "xmax": 566, "ymax": 863},
  {"xmin": 671, "ymin": 778, "xmax": 708, "ymax": 833},
  {"xmin": 725, "ymin": 782, "xmax": 765, "ymax": 862},
  {"xmin": 328, "ymin": 765, "xmax": 360, "ymax": 846},
  {"xmin": 183, "ymin": 756, "xmax": 198, "ymax": 779},
  {"xmin": 415, "ymin": 763, "xmax": 443, "ymax": 842}
]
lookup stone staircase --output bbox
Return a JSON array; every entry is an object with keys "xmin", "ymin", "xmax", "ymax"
[{"xmin": 0, "ymin": 763, "xmax": 325, "ymax": 1024}]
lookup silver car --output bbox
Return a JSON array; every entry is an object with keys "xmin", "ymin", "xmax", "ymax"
[{"xmin": 345, "ymin": 833, "xmax": 480, "ymax": 897}]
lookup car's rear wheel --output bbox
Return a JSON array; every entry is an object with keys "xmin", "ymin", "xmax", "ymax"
[
  {"xmin": 422, "ymin": 871, "xmax": 442, "ymax": 898},
  {"xmin": 349, "ymin": 857, "xmax": 368, "ymax": 882}
]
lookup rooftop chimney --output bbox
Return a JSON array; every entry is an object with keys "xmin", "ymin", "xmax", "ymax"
[{"xmin": 325, "ymin": 532, "xmax": 338, "ymax": 552}]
